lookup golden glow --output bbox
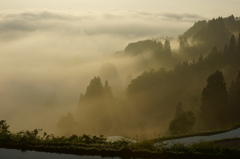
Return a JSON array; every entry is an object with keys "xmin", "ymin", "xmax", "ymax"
[{"xmin": 0, "ymin": 0, "xmax": 239, "ymax": 137}]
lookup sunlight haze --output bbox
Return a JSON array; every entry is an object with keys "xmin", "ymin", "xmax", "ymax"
[{"xmin": 0, "ymin": 0, "xmax": 240, "ymax": 138}]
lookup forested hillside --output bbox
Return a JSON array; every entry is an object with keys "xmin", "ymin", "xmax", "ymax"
[
  {"xmin": 180, "ymin": 15, "xmax": 240, "ymax": 58},
  {"xmin": 58, "ymin": 15, "xmax": 240, "ymax": 138}
]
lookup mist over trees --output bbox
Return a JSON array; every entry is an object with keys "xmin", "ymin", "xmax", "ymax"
[
  {"xmin": 56, "ymin": 15, "xmax": 240, "ymax": 138},
  {"xmin": 179, "ymin": 15, "xmax": 240, "ymax": 59},
  {"xmin": 121, "ymin": 39, "xmax": 178, "ymax": 70},
  {"xmin": 58, "ymin": 77, "xmax": 116, "ymax": 136}
]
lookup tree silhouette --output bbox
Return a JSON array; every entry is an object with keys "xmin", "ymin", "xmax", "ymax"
[
  {"xmin": 57, "ymin": 112, "xmax": 78, "ymax": 136},
  {"xmin": 124, "ymin": 39, "xmax": 163, "ymax": 56},
  {"xmin": 228, "ymin": 34, "xmax": 236, "ymax": 54},
  {"xmin": 168, "ymin": 111, "xmax": 196, "ymax": 135},
  {"xmin": 74, "ymin": 77, "xmax": 116, "ymax": 135},
  {"xmin": 228, "ymin": 71, "xmax": 240, "ymax": 123},
  {"xmin": 0, "ymin": 120, "xmax": 11, "ymax": 143},
  {"xmin": 237, "ymin": 33, "xmax": 240, "ymax": 54},
  {"xmin": 104, "ymin": 80, "xmax": 113, "ymax": 100},
  {"xmin": 200, "ymin": 70, "xmax": 229, "ymax": 130},
  {"xmin": 85, "ymin": 77, "xmax": 104, "ymax": 99},
  {"xmin": 163, "ymin": 39, "xmax": 172, "ymax": 56},
  {"xmin": 0, "ymin": 120, "xmax": 10, "ymax": 135}
]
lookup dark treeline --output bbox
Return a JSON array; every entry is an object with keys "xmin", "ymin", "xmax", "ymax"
[{"xmin": 57, "ymin": 15, "xmax": 240, "ymax": 138}]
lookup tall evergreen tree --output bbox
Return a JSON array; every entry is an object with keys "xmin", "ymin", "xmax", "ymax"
[
  {"xmin": 228, "ymin": 34, "xmax": 236, "ymax": 54},
  {"xmin": 237, "ymin": 33, "xmax": 240, "ymax": 54},
  {"xmin": 228, "ymin": 71, "xmax": 240, "ymax": 123},
  {"xmin": 200, "ymin": 70, "xmax": 229, "ymax": 130},
  {"xmin": 85, "ymin": 77, "xmax": 104, "ymax": 98},
  {"xmin": 163, "ymin": 39, "xmax": 172, "ymax": 56},
  {"xmin": 104, "ymin": 80, "xmax": 113, "ymax": 100}
]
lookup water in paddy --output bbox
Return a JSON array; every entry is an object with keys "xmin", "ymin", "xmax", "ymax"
[
  {"xmin": 0, "ymin": 148, "xmax": 120, "ymax": 159},
  {"xmin": 162, "ymin": 127, "xmax": 240, "ymax": 145}
]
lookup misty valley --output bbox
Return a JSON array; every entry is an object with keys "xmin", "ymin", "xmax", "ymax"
[{"xmin": 1, "ymin": 14, "xmax": 240, "ymax": 158}]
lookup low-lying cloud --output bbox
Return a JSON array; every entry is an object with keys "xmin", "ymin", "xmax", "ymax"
[
  {"xmin": 0, "ymin": 9, "xmax": 204, "ymax": 134},
  {"xmin": 162, "ymin": 12, "xmax": 205, "ymax": 21},
  {"xmin": 0, "ymin": 10, "xmax": 204, "ymax": 40}
]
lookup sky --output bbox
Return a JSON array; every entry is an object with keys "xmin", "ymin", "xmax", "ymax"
[
  {"xmin": 1, "ymin": 0, "xmax": 240, "ymax": 17},
  {"xmin": 0, "ymin": 0, "xmax": 240, "ymax": 134}
]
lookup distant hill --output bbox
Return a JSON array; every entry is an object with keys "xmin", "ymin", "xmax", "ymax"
[
  {"xmin": 116, "ymin": 39, "xmax": 179, "ymax": 70},
  {"xmin": 124, "ymin": 39, "xmax": 164, "ymax": 56},
  {"xmin": 184, "ymin": 15, "xmax": 239, "ymax": 46},
  {"xmin": 179, "ymin": 15, "xmax": 240, "ymax": 59},
  {"xmin": 115, "ymin": 15, "xmax": 240, "ymax": 67},
  {"xmin": 183, "ymin": 20, "xmax": 207, "ymax": 38}
]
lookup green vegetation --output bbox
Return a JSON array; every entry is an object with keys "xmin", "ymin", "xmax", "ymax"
[{"xmin": 1, "ymin": 120, "xmax": 240, "ymax": 158}]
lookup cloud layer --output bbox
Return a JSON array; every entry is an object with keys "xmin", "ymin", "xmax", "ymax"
[{"xmin": 0, "ymin": 10, "xmax": 205, "ymax": 40}]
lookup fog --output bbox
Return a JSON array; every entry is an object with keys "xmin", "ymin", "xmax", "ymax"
[{"xmin": 0, "ymin": 9, "xmax": 208, "ymax": 137}]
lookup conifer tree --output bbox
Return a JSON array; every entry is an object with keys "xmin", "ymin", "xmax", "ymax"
[
  {"xmin": 85, "ymin": 77, "xmax": 104, "ymax": 98},
  {"xmin": 200, "ymin": 70, "xmax": 229, "ymax": 130},
  {"xmin": 104, "ymin": 80, "xmax": 113, "ymax": 100},
  {"xmin": 228, "ymin": 34, "xmax": 236, "ymax": 54},
  {"xmin": 237, "ymin": 33, "xmax": 240, "ymax": 54},
  {"xmin": 163, "ymin": 39, "xmax": 172, "ymax": 55},
  {"xmin": 228, "ymin": 71, "xmax": 240, "ymax": 122}
]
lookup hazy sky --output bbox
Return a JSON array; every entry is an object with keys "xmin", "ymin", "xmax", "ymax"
[{"xmin": 1, "ymin": 0, "xmax": 240, "ymax": 17}]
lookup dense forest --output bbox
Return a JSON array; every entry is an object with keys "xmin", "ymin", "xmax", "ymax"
[{"xmin": 56, "ymin": 15, "xmax": 240, "ymax": 138}]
